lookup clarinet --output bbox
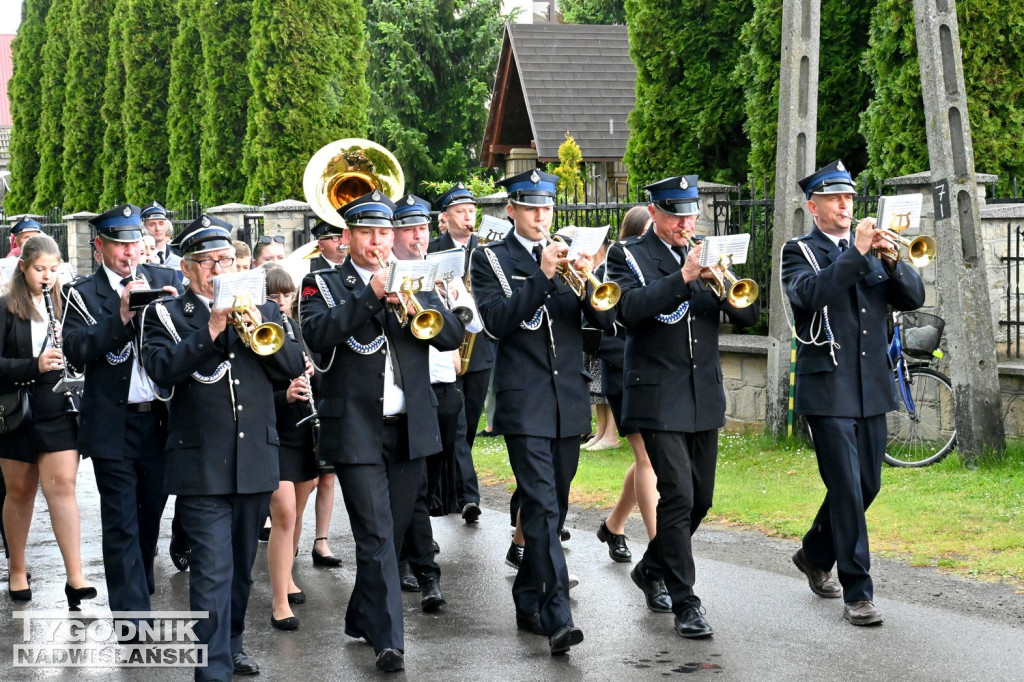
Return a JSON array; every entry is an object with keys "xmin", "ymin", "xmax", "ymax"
[
  {"xmin": 283, "ymin": 316, "xmax": 319, "ymax": 428},
  {"xmin": 40, "ymin": 284, "xmax": 83, "ymax": 415}
]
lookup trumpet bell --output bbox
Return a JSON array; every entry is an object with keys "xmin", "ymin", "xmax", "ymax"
[
  {"xmin": 303, "ymin": 138, "xmax": 405, "ymax": 227},
  {"xmin": 591, "ymin": 282, "xmax": 621, "ymax": 311},
  {"xmin": 410, "ymin": 310, "xmax": 444, "ymax": 340},
  {"xmin": 907, "ymin": 235, "xmax": 937, "ymax": 267},
  {"xmin": 249, "ymin": 322, "xmax": 286, "ymax": 355},
  {"xmin": 728, "ymin": 279, "xmax": 759, "ymax": 309}
]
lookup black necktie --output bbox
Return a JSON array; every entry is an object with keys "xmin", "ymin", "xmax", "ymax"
[
  {"xmin": 158, "ymin": 250, "xmax": 165, "ymax": 265},
  {"xmin": 532, "ymin": 244, "xmax": 543, "ymax": 264},
  {"xmin": 672, "ymin": 246, "xmax": 687, "ymax": 261},
  {"xmin": 120, "ymin": 275, "xmax": 133, "ymax": 288},
  {"xmin": 838, "ymin": 238, "xmax": 848, "ymax": 252}
]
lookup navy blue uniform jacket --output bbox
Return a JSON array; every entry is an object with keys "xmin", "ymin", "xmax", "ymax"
[
  {"xmin": 781, "ymin": 227, "xmax": 925, "ymax": 418},
  {"xmin": 605, "ymin": 232, "xmax": 760, "ymax": 432},
  {"xmin": 470, "ymin": 235, "xmax": 615, "ymax": 438}
]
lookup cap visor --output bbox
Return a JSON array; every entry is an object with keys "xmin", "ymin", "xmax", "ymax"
[
  {"xmin": 655, "ymin": 200, "xmax": 700, "ymax": 217},
  {"xmin": 811, "ymin": 182, "xmax": 856, "ymax": 196},
  {"xmin": 99, "ymin": 229, "xmax": 144, "ymax": 243},
  {"xmin": 185, "ymin": 237, "xmax": 234, "ymax": 255},
  {"xmin": 510, "ymin": 194, "xmax": 555, "ymax": 207},
  {"xmin": 346, "ymin": 218, "xmax": 394, "ymax": 228}
]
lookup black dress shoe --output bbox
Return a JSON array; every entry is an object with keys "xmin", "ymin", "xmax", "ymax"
[
  {"xmin": 548, "ymin": 624, "xmax": 584, "ymax": 655},
  {"xmin": 400, "ymin": 561, "xmax": 420, "ymax": 592},
  {"xmin": 420, "ymin": 576, "xmax": 446, "ymax": 612},
  {"xmin": 675, "ymin": 599, "xmax": 713, "ymax": 638},
  {"xmin": 515, "ymin": 610, "xmax": 545, "ymax": 636},
  {"xmin": 559, "ymin": 527, "xmax": 571, "ymax": 542},
  {"xmin": 792, "ymin": 548, "xmax": 842, "ymax": 598},
  {"xmin": 432, "ymin": 538, "xmax": 440, "ymax": 553},
  {"xmin": 596, "ymin": 520, "xmax": 632, "ymax": 562},
  {"xmin": 375, "ymin": 648, "xmax": 405, "ymax": 672},
  {"xmin": 287, "ymin": 590, "xmax": 306, "ymax": 604},
  {"xmin": 505, "ymin": 541, "xmax": 524, "ymax": 570},
  {"xmin": 461, "ymin": 502, "xmax": 482, "ymax": 523},
  {"xmin": 271, "ymin": 614, "xmax": 299, "ymax": 631},
  {"xmin": 65, "ymin": 583, "xmax": 98, "ymax": 610},
  {"xmin": 630, "ymin": 564, "xmax": 672, "ymax": 613},
  {"xmin": 169, "ymin": 533, "xmax": 190, "ymax": 572},
  {"xmin": 311, "ymin": 538, "xmax": 342, "ymax": 567},
  {"xmin": 844, "ymin": 600, "xmax": 883, "ymax": 626},
  {"xmin": 232, "ymin": 651, "xmax": 260, "ymax": 675},
  {"xmin": 476, "ymin": 429, "xmax": 498, "ymax": 438},
  {"xmin": 8, "ymin": 585, "xmax": 31, "ymax": 602}
]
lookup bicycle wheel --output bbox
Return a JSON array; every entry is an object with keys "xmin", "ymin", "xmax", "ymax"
[{"xmin": 885, "ymin": 366, "xmax": 956, "ymax": 467}]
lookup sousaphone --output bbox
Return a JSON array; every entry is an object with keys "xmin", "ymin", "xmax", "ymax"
[{"xmin": 302, "ymin": 138, "xmax": 405, "ymax": 230}]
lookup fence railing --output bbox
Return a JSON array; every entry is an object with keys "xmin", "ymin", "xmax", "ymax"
[
  {"xmin": 0, "ymin": 206, "xmax": 69, "ymax": 261},
  {"xmin": 1000, "ymin": 221, "xmax": 1024, "ymax": 358}
]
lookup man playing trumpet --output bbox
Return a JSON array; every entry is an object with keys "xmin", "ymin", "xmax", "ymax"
[
  {"xmin": 782, "ymin": 160, "xmax": 925, "ymax": 626},
  {"xmin": 299, "ymin": 191, "xmax": 464, "ymax": 673},
  {"xmin": 605, "ymin": 175, "xmax": 760, "ymax": 639}
]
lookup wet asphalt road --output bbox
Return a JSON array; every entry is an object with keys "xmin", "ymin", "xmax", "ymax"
[{"xmin": 2, "ymin": 458, "xmax": 1022, "ymax": 681}]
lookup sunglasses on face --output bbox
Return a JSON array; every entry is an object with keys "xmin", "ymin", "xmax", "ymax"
[{"xmin": 257, "ymin": 235, "xmax": 286, "ymax": 244}]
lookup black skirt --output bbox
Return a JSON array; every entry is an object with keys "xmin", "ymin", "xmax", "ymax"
[{"xmin": 0, "ymin": 370, "xmax": 78, "ymax": 463}]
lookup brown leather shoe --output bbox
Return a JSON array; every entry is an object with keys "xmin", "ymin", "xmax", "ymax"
[
  {"xmin": 792, "ymin": 548, "xmax": 842, "ymax": 598},
  {"xmin": 844, "ymin": 600, "xmax": 883, "ymax": 626}
]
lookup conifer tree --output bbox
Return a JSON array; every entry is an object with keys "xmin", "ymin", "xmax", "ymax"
[
  {"xmin": 198, "ymin": 0, "xmax": 252, "ymax": 205},
  {"xmin": 166, "ymin": 0, "xmax": 205, "ymax": 207},
  {"xmin": 5, "ymin": 0, "xmax": 52, "ymax": 214},
  {"xmin": 561, "ymin": 0, "xmax": 625, "ymax": 24},
  {"xmin": 243, "ymin": 0, "xmax": 370, "ymax": 203},
  {"xmin": 99, "ymin": 0, "xmax": 129, "ymax": 208},
  {"xmin": 121, "ymin": 0, "xmax": 176, "ymax": 202},
  {"xmin": 31, "ymin": 0, "xmax": 73, "ymax": 212},
  {"xmin": 61, "ymin": 0, "xmax": 114, "ymax": 212}
]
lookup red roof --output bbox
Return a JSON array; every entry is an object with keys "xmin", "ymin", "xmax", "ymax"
[{"xmin": 0, "ymin": 34, "xmax": 12, "ymax": 126}]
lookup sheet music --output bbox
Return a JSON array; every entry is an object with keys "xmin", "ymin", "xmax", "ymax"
[
  {"xmin": 477, "ymin": 215, "xmax": 513, "ymax": 243},
  {"xmin": 877, "ymin": 193, "xmax": 924, "ymax": 233},
  {"xmin": 425, "ymin": 247, "xmax": 466, "ymax": 280},
  {"xmin": 698, "ymin": 233, "xmax": 751, "ymax": 268},
  {"xmin": 385, "ymin": 260, "xmax": 439, "ymax": 294},
  {"xmin": 564, "ymin": 225, "xmax": 610, "ymax": 260},
  {"xmin": 213, "ymin": 268, "xmax": 268, "ymax": 309}
]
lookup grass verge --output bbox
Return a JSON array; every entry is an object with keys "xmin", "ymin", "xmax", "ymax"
[{"xmin": 472, "ymin": 431, "xmax": 1024, "ymax": 586}]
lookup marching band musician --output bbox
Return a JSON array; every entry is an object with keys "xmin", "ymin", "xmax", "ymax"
[
  {"xmin": 782, "ymin": 160, "xmax": 924, "ymax": 626},
  {"xmin": 299, "ymin": 191, "xmax": 464, "ymax": 673},
  {"xmin": 141, "ymin": 214, "xmax": 304, "ymax": 681},
  {"xmin": 470, "ymin": 169, "xmax": 615, "ymax": 656},
  {"xmin": 429, "ymin": 183, "xmax": 493, "ymax": 521},
  {"xmin": 62, "ymin": 204, "xmax": 182, "ymax": 631},
  {"xmin": 308, "ymin": 221, "xmax": 349, "ymax": 271},
  {"xmin": 604, "ymin": 175, "xmax": 760, "ymax": 639}
]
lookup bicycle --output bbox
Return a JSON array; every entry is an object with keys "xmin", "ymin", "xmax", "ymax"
[{"xmin": 884, "ymin": 311, "xmax": 957, "ymax": 467}]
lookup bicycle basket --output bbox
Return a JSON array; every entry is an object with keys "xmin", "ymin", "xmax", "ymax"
[{"xmin": 899, "ymin": 311, "xmax": 944, "ymax": 359}]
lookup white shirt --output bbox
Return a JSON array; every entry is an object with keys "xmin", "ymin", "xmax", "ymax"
[
  {"xmin": 820, "ymin": 230, "xmax": 852, "ymax": 249},
  {"xmin": 30, "ymin": 297, "xmax": 49, "ymax": 356},
  {"xmin": 103, "ymin": 264, "xmax": 158, "ymax": 404},
  {"xmin": 351, "ymin": 260, "xmax": 406, "ymax": 416},
  {"xmin": 428, "ymin": 347, "xmax": 457, "ymax": 385},
  {"xmin": 658, "ymin": 234, "xmax": 684, "ymax": 264},
  {"xmin": 513, "ymin": 230, "xmax": 544, "ymax": 259}
]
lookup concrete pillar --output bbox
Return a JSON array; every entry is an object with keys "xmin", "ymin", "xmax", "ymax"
[
  {"xmin": 766, "ymin": 0, "xmax": 821, "ymax": 435},
  {"xmin": 207, "ymin": 203, "xmax": 256, "ymax": 239},
  {"xmin": 913, "ymin": 0, "xmax": 1005, "ymax": 455},
  {"xmin": 261, "ymin": 199, "xmax": 312, "ymax": 252},
  {"xmin": 64, "ymin": 211, "xmax": 98, "ymax": 276}
]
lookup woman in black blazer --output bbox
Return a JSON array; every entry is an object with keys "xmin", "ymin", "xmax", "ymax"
[{"xmin": 0, "ymin": 235, "xmax": 95, "ymax": 607}]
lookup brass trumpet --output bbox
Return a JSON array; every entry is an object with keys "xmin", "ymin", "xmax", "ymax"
[
  {"xmin": 374, "ymin": 251, "xmax": 445, "ymax": 339},
  {"xmin": 231, "ymin": 294, "xmax": 285, "ymax": 355},
  {"xmin": 545, "ymin": 235, "xmax": 621, "ymax": 310},
  {"xmin": 846, "ymin": 212, "xmax": 937, "ymax": 267},
  {"xmin": 682, "ymin": 235, "xmax": 759, "ymax": 308}
]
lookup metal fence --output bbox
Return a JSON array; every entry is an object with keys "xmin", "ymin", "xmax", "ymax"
[
  {"xmin": 0, "ymin": 206, "xmax": 69, "ymax": 261},
  {"xmin": 1000, "ymin": 220, "xmax": 1024, "ymax": 358}
]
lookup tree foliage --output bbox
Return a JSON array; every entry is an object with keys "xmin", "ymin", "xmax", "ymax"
[
  {"xmin": 5, "ymin": 0, "xmax": 51, "ymax": 214},
  {"xmin": 61, "ymin": 0, "xmax": 113, "ymax": 212},
  {"xmin": 198, "ymin": 0, "xmax": 252, "ymax": 205},
  {"xmin": 121, "ymin": 0, "xmax": 176, "ymax": 203},
  {"xmin": 737, "ymin": 0, "xmax": 873, "ymax": 192},
  {"xmin": 561, "ymin": 0, "xmax": 625, "ymax": 25},
  {"xmin": 165, "ymin": 0, "xmax": 205, "ymax": 207},
  {"xmin": 242, "ymin": 0, "xmax": 370, "ymax": 204},
  {"xmin": 549, "ymin": 132, "xmax": 585, "ymax": 197},
  {"xmin": 365, "ymin": 0, "xmax": 505, "ymax": 190},
  {"xmin": 99, "ymin": 0, "xmax": 128, "ymax": 208},
  {"xmin": 624, "ymin": 0, "xmax": 752, "ymax": 188},
  {"xmin": 861, "ymin": 1, "xmax": 1024, "ymax": 190},
  {"xmin": 31, "ymin": 0, "xmax": 73, "ymax": 212}
]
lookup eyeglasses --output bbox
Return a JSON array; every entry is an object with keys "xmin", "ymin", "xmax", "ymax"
[
  {"xmin": 268, "ymin": 293, "xmax": 296, "ymax": 302},
  {"xmin": 189, "ymin": 256, "xmax": 236, "ymax": 270},
  {"xmin": 258, "ymin": 235, "xmax": 286, "ymax": 244},
  {"xmin": 318, "ymin": 235, "xmax": 344, "ymax": 244}
]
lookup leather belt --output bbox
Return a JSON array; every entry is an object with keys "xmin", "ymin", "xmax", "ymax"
[
  {"xmin": 127, "ymin": 402, "xmax": 155, "ymax": 413},
  {"xmin": 382, "ymin": 414, "xmax": 404, "ymax": 425}
]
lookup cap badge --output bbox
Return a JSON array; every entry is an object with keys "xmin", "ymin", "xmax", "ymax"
[
  {"xmin": 679, "ymin": 176, "xmax": 689, "ymax": 190},
  {"xmin": 372, "ymin": 190, "xmax": 381, "ymax": 201},
  {"xmin": 201, "ymin": 216, "xmax": 210, "ymax": 228},
  {"xmin": 406, "ymin": 195, "xmax": 415, "ymax": 205},
  {"xmin": 122, "ymin": 206, "xmax": 132, "ymax": 218},
  {"xmin": 183, "ymin": 300, "xmax": 195, "ymax": 315},
  {"xmin": 837, "ymin": 161, "xmax": 846, "ymax": 172},
  {"xmin": 345, "ymin": 275, "xmax": 357, "ymax": 286},
  {"xmin": 530, "ymin": 170, "xmax": 540, "ymax": 184},
  {"xmin": 457, "ymin": 182, "xmax": 465, "ymax": 189}
]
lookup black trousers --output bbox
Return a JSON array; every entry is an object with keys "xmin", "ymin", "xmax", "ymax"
[
  {"xmin": 91, "ymin": 408, "xmax": 168, "ymax": 613},
  {"xmin": 177, "ymin": 491, "xmax": 271, "ymax": 682},
  {"xmin": 804, "ymin": 414, "xmax": 886, "ymax": 603},
  {"xmin": 423, "ymin": 382, "xmax": 466, "ymax": 515},
  {"xmin": 336, "ymin": 417, "xmax": 427, "ymax": 654},
  {"xmin": 638, "ymin": 429, "xmax": 717, "ymax": 613},
  {"xmin": 459, "ymin": 366, "xmax": 491, "ymax": 448},
  {"xmin": 504, "ymin": 434, "xmax": 579, "ymax": 635}
]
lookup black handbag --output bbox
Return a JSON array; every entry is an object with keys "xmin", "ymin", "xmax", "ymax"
[{"xmin": 0, "ymin": 389, "xmax": 30, "ymax": 435}]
